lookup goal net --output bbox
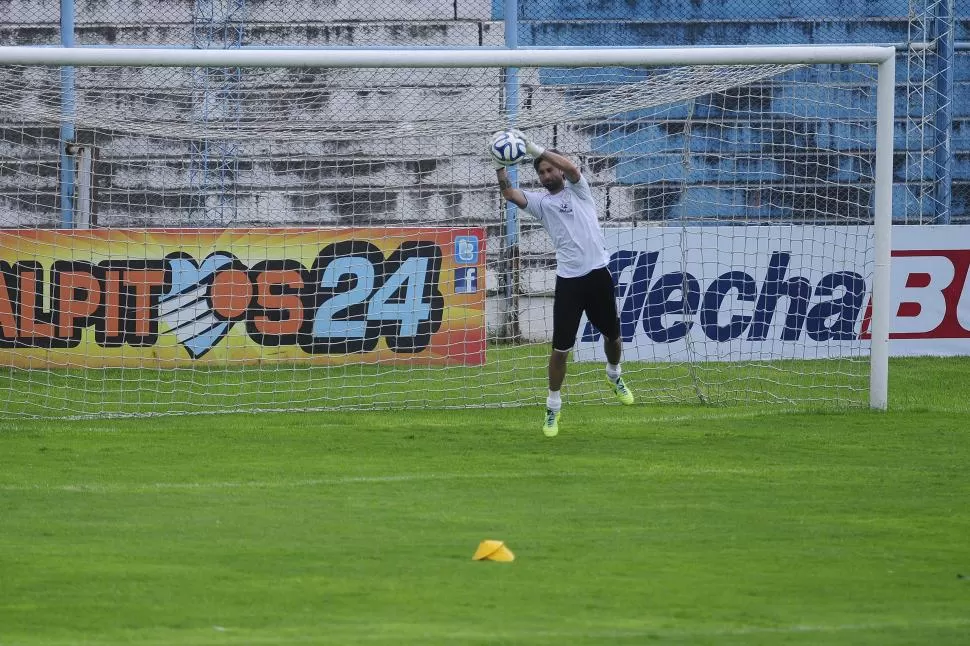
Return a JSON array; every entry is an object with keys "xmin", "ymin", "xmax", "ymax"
[{"xmin": 0, "ymin": 46, "xmax": 893, "ymax": 418}]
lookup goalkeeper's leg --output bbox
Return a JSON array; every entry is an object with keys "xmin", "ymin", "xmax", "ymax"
[
  {"xmin": 604, "ymin": 335, "xmax": 634, "ymax": 405},
  {"xmin": 586, "ymin": 268, "xmax": 634, "ymax": 405},
  {"xmin": 544, "ymin": 278, "xmax": 585, "ymax": 437},
  {"xmin": 544, "ymin": 349, "xmax": 567, "ymax": 437}
]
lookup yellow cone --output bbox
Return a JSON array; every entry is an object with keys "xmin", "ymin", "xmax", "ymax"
[{"xmin": 472, "ymin": 540, "xmax": 515, "ymax": 562}]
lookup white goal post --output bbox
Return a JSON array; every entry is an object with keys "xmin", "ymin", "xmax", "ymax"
[{"xmin": 0, "ymin": 44, "xmax": 894, "ymax": 417}]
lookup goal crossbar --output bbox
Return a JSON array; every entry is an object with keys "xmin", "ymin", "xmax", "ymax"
[{"xmin": 0, "ymin": 45, "xmax": 895, "ymax": 69}]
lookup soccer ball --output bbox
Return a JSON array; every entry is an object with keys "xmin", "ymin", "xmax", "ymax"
[{"xmin": 488, "ymin": 130, "xmax": 527, "ymax": 167}]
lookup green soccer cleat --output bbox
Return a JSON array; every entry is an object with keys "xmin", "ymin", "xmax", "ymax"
[
  {"xmin": 609, "ymin": 376, "xmax": 635, "ymax": 405},
  {"xmin": 542, "ymin": 408, "xmax": 560, "ymax": 437}
]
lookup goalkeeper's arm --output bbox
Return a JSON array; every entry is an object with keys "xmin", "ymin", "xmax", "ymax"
[
  {"xmin": 496, "ymin": 166, "xmax": 528, "ymax": 209},
  {"xmin": 533, "ymin": 149, "xmax": 581, "ymax": 184},
  {"xmin": 510, "ymin": 129, "xmax": 581, "ymax": 183}
]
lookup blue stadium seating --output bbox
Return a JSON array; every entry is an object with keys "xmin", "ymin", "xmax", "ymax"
[{"xmin": 499, "ymin": 0, "xmax": 970, "ymax": 223}]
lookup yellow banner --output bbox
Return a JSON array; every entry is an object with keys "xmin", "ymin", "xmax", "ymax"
[{"xmin": 0, "ymin": 228, "xmax": 486, "ymax": 367}]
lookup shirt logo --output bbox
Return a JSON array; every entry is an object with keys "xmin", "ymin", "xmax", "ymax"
[{"xmin": 557, "ymin": 195, "xmax": 573, "ymax": 215}]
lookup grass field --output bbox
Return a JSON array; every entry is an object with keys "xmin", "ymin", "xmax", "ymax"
[{"xmin": 1, "ymin": 356, "xmax": 969, "ymax": 645}]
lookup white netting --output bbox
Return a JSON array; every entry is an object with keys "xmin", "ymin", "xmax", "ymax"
[
  {"xmin": 0, "ymin": 57, "xmax": 883, "ymax": 418},
  {"xmin": 5, "ymin": 64, "xmax": 803, "ymax": 141}
]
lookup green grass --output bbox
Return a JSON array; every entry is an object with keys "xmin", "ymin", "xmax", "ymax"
[{"xmin": 1, "ymin": 357, "xmax": 969, "ymax": 645}]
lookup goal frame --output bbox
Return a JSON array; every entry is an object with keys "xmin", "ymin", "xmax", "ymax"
[{"xmin": 0, "ymin": 44, "xmax": 896, "ymax": 409}]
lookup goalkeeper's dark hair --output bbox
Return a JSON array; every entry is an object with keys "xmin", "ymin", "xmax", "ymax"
[{"xmin": 532, "ymin": 148, "xmax": 562, "ymax": 172}]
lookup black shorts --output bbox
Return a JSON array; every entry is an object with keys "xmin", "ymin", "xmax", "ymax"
[{"xmin": 552, "ymin": 266, "xmax": 621, "ymax": 352}]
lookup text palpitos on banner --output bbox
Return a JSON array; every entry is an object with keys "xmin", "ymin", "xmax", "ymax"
[{"xmin": 0, "ymin": 228, "xmax": 486, "ymax": 367}]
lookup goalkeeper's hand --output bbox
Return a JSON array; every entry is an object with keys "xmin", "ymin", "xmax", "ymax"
[
  {"xmin": 486, "ymin": 137, "xmax": 507, "ymax": 169},
  {"xmin": 509, "ymin": 128, "xmax": 546, "ymax": 158}
]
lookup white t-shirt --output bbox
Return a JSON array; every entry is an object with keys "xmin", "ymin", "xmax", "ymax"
[{"xmin": 521, "ymin": 174, "xmax": 610, "ymax": 279}]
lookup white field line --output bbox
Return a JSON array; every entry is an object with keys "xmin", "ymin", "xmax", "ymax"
[
  {"xmin": 0, "ymin": 471, "xmax": 603, "ymax": 493},
  {"xmin": 0, "ymin": 463, "xmax": 882, "ymax": 494},
  {"xmin": 0, "ymin": 472, "xmax": 560, "ymax": 493}
]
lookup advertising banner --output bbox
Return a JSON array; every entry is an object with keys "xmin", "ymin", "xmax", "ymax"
[
  {"xmin": 0, "ymin": 228, "xmax": 486, "ymax": 367},
  {"xmin": 575, "ymin": 225, "xmax": 970, "ymax": 361}
]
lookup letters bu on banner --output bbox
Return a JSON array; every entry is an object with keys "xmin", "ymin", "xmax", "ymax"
[
  {"xmin": 0, "ymin": 228, "xmax": 486, "ymax": 368},
  {"xmin": 574, "ymin": 225, "xmax": 970, "ymax": 363}
]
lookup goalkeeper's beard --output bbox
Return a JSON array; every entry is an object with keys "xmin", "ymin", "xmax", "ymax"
[{"xmin": 541, "ymin": 177, "xmax": 565, "ymax": 194}]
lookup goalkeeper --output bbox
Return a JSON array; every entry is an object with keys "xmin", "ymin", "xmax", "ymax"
[{"xmin": 491, "ymin": 130, "xmax": 635, "ymax": 438}]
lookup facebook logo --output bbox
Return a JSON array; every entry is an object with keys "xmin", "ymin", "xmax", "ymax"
[
  {"xmin": 454, "ymin": 236, "xmax": 480, "ymax": 265},
  {"xmin": 454, "ymin": 267, "xmax": 478, "ymax": 294}
]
